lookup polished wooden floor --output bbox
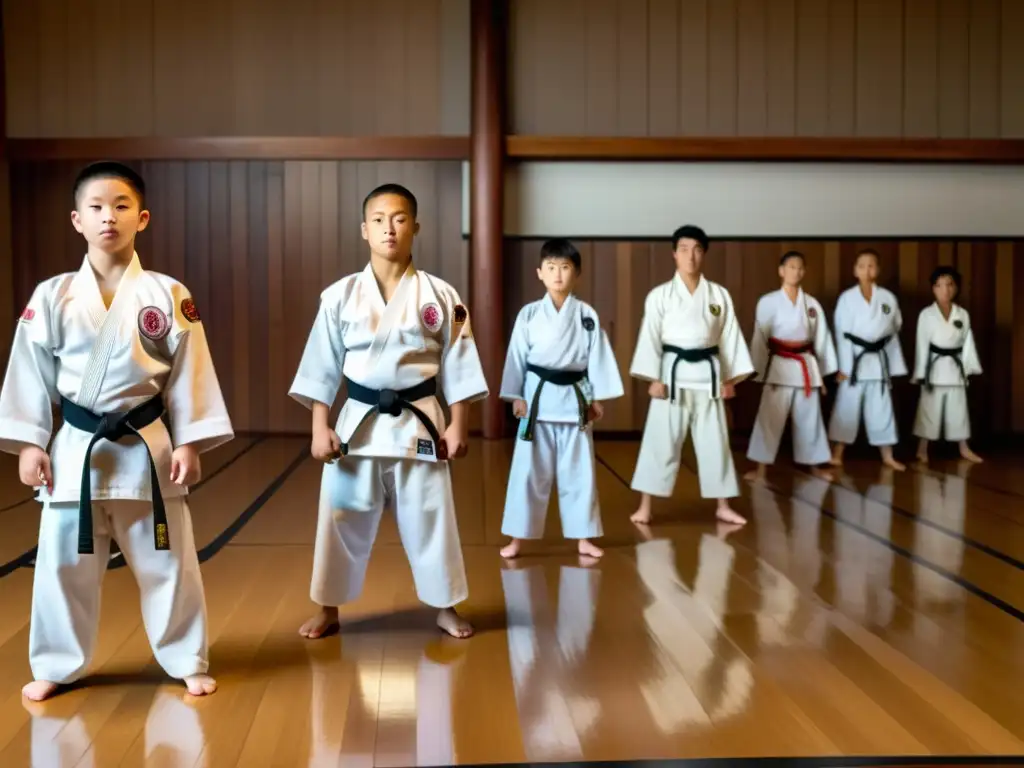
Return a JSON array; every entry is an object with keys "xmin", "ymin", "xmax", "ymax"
[{"xmin": 1, "ymin": 435, "xmax": 1024, "ymax": 767}]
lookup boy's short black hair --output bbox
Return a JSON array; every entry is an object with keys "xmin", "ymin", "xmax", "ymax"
[
  {"xmin": 362, "ymin": 183, "xmax": 418, "ymax": 219},
  {"xmin": 73, "ymin": 161, "xmax": 146, "ymax": 208},
  {"xmin": 855, "ymin": 247, "xmax": 880, "ymax": 264},
  {"xmin": 780, "ymin": 250, "xmax": 805, "ymax": 266},
  {"xmin": 539, "ymin": 238, "xmax": 581, "ymax": 271},
  {"xmin": 671, "ymin": 225, "xmax": 709, "ymax": 252},
  {"xmin": 930, "ymin": 264, "xmax": 962, "ymax": 290}
]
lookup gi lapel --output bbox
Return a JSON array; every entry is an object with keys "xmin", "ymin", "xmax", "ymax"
[
  {"xmin": 366, "ymin": 262, "xmax": 416, "ymax": 363},
  {"xmin": 77, "ymin": 253, "xmax": 144, "ymax": 411}
]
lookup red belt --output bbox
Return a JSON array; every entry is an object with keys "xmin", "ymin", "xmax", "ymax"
[{"xmin": 767, "ymin": 338, "xmax": 815, "ymax": 396}]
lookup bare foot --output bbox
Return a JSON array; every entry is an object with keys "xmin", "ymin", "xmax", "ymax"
[
  {"xmin": 631, "ymin": 493, "xmax": 653, "ymax": 524},
  {"xmin": 299, "ymin": 606, "xmax": 340, "ymax": 639},
  {"xmin": 959, "ymin": 444, "xmax": 983, "ymax": 463},
  {"xmin": 577, "ymin": 539, "xmax": 603, "ymax": 558},
  {"xmin": 883, "ymin": 458, "xmax": 906, "ymax": 471},
  {"xmin": 22, "ymin": 680, "xmax": 59, "ymax": 702},
  {"xmin": 184, "ymin": 674, "xmax": 217, "ymax": 696},
  {"xmin": 715, "ymin": 503, "xmax": 747, "ymax": 526},
  {"xmin": 437, "ymin": 607, "xmax": 474, "ymax": 639},
  {"xmin": 810, "ymin": 466, "xmax": 834, "ymax": 481},
  {"xmin": 499, "ymin": 538, "xmax": 522, "ymax": 559},
  {"xmin": 830, "ymin": 443, "xmax": 845, "ymax": 467},
  {"xmin": 915, "ymin": 453, "xmax": 929, "ymax": 465},
  {"xmin": 578, "ymin": 554, "xmax": 601, "ymax": 568}
]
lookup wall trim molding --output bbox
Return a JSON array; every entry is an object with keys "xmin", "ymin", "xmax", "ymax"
[
  {"xmin": 4, "ymin": 136, "xmax": 471, "ymax": 161},
  {"xmin": 10, "ymin": 135, "xmax": 1024, "ymax": 164},
  {"xmin": 505, "ymin": 136, "xmax": 1024, "ymax": 163}
]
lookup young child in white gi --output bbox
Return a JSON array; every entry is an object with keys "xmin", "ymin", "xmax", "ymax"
[
  {"xmin": 828, "ymin": 248, "xmax": 908, "ymax": 470},
  {"xmin": 745, "ymin": 251, "xmax": 838, "ymax": 482},
  {"xmin": 629, "ymin": 225, "xmax": 752, "ymax": 527},
  {"xmin": 289, "ymin": 183, "xmax": 488, "ymax": 640},
  {"xmin": 911, "ymin": 266, "xmax": 983, "ymax": 464},
  {"xmin": 0, "ymin": 162, "xmax": 234, "ymax": 701},
  {"xmin": 498, "ymin": 239, "xmax": 624, "ymax": 560}
]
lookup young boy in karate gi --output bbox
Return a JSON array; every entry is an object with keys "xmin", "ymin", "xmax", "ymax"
[
  {"xmin": 911, "ymin": 266, "xmax": 983, "ymax": 464},
  {"xmin": 0, "ymin": 162, "xmax": 234, "ymax": 701},
  {"xmin": 629, "ymin": 225, "xmax": 752, "ymax": 526},
  {"xmin": 289, "ymin": 183, "xmax": 488, "ymax": 640},
  {"xmin": 745, "ymin": 251, "xmax": 838, "ymax": 482},
  {"xmin": 828, "ymin": 248, "xmax": 908, "ymax": 470},
  {"xmin": 498, "ymin": 239, "xmax": 624, "ymax": 560}
]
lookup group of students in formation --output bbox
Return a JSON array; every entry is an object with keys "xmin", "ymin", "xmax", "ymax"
[{"xmin": 0, "ymin": 164, "xmax": 983, "ymax": 705}]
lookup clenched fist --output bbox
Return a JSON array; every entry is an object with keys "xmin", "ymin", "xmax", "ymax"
[
  {"xmin": 312, "ymin": 425, "xmax": 342, "ymax": 463},
  {"xmin": 19, "ymin": 446, "xmax": 51, "ymax": 491}
]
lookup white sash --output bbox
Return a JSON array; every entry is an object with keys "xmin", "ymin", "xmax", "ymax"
[{"xmin": 77, "ymin": 254, "xmax": 143, "ymax": 411}]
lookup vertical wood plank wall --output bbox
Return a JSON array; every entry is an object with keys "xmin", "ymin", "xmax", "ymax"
[{"xmin": 508, "ymin": 0, "xmax": 1024, "ymax": 138}]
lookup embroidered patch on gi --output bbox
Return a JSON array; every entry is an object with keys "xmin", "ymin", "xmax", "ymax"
[
  {"xmin": 19, "ymin": 307, "xmax": 34, "ymax": 322},
  {"xmin": 882, "ymin": 303, "xmax": 891, "ymax": 315},
  {"xmin": 709, "ymin": 304, "xmax": 721, "ymax": 317},
  {"xmin": 138, "ymin": 306, "xmax": 170, "ymax": 340},
  {"xmin": 953, "ymin": 319, "xmax": 963, "ymax": 329},
  {"xmin": 421, "ymin": 302, "xmax": 443, "ymax": 332},
  {"xmin": 808, "ymin": 307, "xmax": 817, "ymax": 319},
  {"xmin": 181, "ymin": 298, "xmax": 201, "ymax": 323},
  {"xmin": 417, "ymin": 438, "xmax": 435, "ymax": 456},
  {"xmin": 582, "ymin": 316, "xmax": 595, "ymax": 331},
  {"xmin": 453, "ymin": 304, "xmax": 468, "ymax": 324}
]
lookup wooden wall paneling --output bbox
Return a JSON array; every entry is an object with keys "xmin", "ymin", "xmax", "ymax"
[
  {"xmin": 3, "ymin": 0, "xmax": 470, "ymax": 138},
  {"xmin": 502, "ymin": 237, "xmax": 1024, "ymax": 441},
  {"xmin": 504, "ymin": 0, "xmax": 1023, "ymax": 139}
]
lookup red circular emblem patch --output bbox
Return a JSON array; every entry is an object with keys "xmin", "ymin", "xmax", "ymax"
[
  {"xmin": 421, "ymin": 303, "xmax": 442, "ymax": 332},
  {"xmin": 138, "ymin": 306, "xmax": 170, "ymax": 340},
  {"xmin": 180, "ymin": 298, "xmax": 201, "ymax": 323}
]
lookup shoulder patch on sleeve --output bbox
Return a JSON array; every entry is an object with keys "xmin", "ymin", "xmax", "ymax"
[
  {"xmin": 453, "ymin": 304, "xmax": 467, "ymax": 324},
  {"xmin": 581, "ymin": 316, "xmax": 595, "ymax": 331},
  {"xmin": 180, "ymin": 297, "xmax": 201, "ymax": 323},
  {"xmin": 19, "ymin": 306, "xmax": 35, "ymax": 323}
]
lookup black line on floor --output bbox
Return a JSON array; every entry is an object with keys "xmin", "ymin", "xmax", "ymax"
[
  {"xmin": 594, "ymin": 452, "xmax": 1024, "ymax": 625},
  {"xmin": 787, "ymin": 466, "xmax": 1024, "ymax": 573}
]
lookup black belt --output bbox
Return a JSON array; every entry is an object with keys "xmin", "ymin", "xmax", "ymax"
[
  {"xmin": 663, "ymin": 345, "xmax": 720, "ymax": 401},
  {"xmin": 61, "ymin": 395, "xmax": 167, "ymax": 555},
  {"xmin": 844, "ymin": 333, "xmax": 892, "ymax": 389},
  {"xmin": 923, "ymin": 343, "xmax": 966, "ymax": 391},
  {"xmin": 520, "ymin": 363, "xmax": 588, "ymax": 442},
  {"xmin": 344, "ymin": 377, "xmax": 443, "ymax": 458}
]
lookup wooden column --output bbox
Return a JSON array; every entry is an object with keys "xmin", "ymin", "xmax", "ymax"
[{"xmin": 470, "ymin": 0, "xmax": 506, "ymax": 439}]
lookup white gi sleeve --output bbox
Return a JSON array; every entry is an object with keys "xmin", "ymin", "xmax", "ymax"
[
  {"xmin": 960, "ymin": 312, "xmax": 983, "ymax": 377},
  {"xmin": 910, "ymin": 307, "xmax": 931, "ymax": 384},
  {"xmin": 585, "ymin": 310, "xmax": 625, "ymax": 401},
  {"xmin": 749, "ymin": 296, "xmax": 771, "ymax": 380},
  {"xmin": 834, "ymin": 292, "xmax": 853, "ymax": 376},
  {"xmin": 289, "ymin": 295, "xmax": 347, "ymax": 410},
  {"xmin": 812, "ymin": 301, "xmax": 839, "ymax": 377},
  {"xmin": 0, "ymin": 282, "xmax": 60, "ymax": 454},
  {"xmin": 439, "ymin": 290, "xmax": 489, "ymax": 406},
  {"xmin": 717, "ymin": 291, "xmax": 754, "ymax": 385},
  {"xmin": 163, "ymin": 285, "xmax": 234, "ymax": 453},
  {"xmin": 499, "ymin": 306, "xmax": 531, "ymax": 401},
  {"xmin": 630, "ymin": 288, "xmax": 666, "ymax": 382}
]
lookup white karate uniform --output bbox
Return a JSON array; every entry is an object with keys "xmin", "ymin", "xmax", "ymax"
[
  {"xmin": 289, "ymin": 262, "xmax": 488, "ymax": 609},
  {"xmin": 0, "ymin": 253, "xmax": 233, "ymax": 685},
  {"xmin": 499, "ymin": 294, "xmax": 624, "ymax": 540},
  {"xmin": 629, "ymin": 274, "xmax": 753, "ymax": 500},
  {"xmin": 828, "ymin": 284, "xmax": 907, "ymax": 446},
  {"xmin": 910, "ymin": 303, "xmax": 981, "ymax": 442},
  {"xmin": 747, "ymin": 288, "xmax": 838, "ymax": 466}
]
